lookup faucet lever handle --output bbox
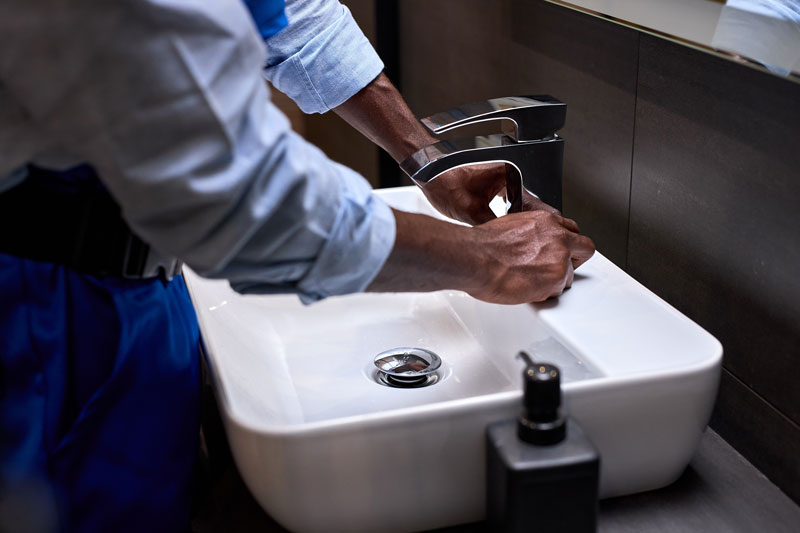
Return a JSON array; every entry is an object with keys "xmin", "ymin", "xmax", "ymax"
[{"xmin": 421, "ymin": 95, "xmax": 566, "ymax": 142}]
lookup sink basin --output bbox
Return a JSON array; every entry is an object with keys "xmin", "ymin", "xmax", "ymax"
[{"xmin": 183, "ymin": 186, "xmax": 722, "ymax": 533}]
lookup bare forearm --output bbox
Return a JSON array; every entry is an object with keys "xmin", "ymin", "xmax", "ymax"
[
  {"xmin": 368, "ymin": 208, "xmax": 596, "ymax": 304},
  {"xmin": 333, "ymin": 73, "xmax": 434, "ymax": 163},
  {"xmin": 367, "ymin": 209, "xmax": 480, "ymax": 294}
]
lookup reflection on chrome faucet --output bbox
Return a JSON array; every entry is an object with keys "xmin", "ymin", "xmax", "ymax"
[{"xmin": 400, "ymin": 96, "xmax": 566, "ymax": 213}]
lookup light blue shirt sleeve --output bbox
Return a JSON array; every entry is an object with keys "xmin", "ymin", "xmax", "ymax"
[
  {"xmin": 261, "ymin": 0, "xmax": 385, "ymax": 113},
  {"xmin": 0, "ymin": 0, "xmax": 395, "ymax": 303}
]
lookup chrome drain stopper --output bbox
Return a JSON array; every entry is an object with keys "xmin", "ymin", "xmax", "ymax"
[{"xmin": 373, "ymin": 347, "xmax": 442, "ymax": 388}]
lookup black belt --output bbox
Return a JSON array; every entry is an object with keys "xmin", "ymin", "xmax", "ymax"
[{"xmin": 0, "ymin": 165, "xmax": 181, "ymax": 280}]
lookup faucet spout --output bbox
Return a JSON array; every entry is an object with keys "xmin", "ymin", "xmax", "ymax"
[
  {"xmin": 400, "ymin": 133, "xmax": 564, "ymax": 213},
  {"xmin": 400, "ymin": 96, "xmax": 566, "ymax": 214},
  {"xmin": 421, "ymin": 95, "xmax": 566, "ymax": 143}
]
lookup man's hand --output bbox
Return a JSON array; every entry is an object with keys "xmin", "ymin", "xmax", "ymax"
[
  {"xmin": 465, "ymin": 211, "xmax": 593, "ymax": 303},
  {"xmin": 419, "ymin": 162, "xmax": 560, "ymax": 225},
  {"xmin": 368, "ymin": 209, "xmax": 595, "ymax": 304}
]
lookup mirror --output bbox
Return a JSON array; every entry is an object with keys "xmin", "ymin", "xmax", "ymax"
[{"xmin": 545, "ymin": 0, "xmax": 800, "ymax": 83}]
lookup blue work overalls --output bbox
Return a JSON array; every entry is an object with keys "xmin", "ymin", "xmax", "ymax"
[{"xmin": 0, "ymin": 2, "xmax": 286, "ymax": 531}]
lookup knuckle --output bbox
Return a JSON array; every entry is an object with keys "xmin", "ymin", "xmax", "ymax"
[
  {"xmin": 530, "ymin": 210, "xmax": 550, "ymax": 222},
  {"xmin": 542, "ymin": 211, "xmax": 560, "ymax": 224},
  {"xmin": 574, "ymin": 234, "xmax": 596, "ymax": 256},
  {"xmin": 544, "ymin": 260, "xmax": 570, "ymax": 282}
]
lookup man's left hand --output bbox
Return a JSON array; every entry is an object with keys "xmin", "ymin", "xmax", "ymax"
[{"xmin": 419, "ymin": 163, "xmax": 561, "ymax": 226}]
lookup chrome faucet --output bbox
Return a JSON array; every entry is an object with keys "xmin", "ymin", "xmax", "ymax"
[{"xmin": 400, "ymin": 96, "xmax": 566, "ymax": 213}]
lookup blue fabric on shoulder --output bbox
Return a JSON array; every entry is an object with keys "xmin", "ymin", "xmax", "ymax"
[{"xmin": 243, "ymin": 0, "xmax": 288, "ymax": 39}]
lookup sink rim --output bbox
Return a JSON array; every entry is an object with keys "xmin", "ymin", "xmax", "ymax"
[{"xmin": 199, "ymin": 333, "xmax": 720, "ymax": 437}]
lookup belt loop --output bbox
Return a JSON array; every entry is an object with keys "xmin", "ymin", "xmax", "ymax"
[
  {"xmin": 69, "ymin": 193, "xmax": 95, "ymax": 267},
  {"xmin": 122, "ymin": 234, "xmax": 149, "ymax": 278}
]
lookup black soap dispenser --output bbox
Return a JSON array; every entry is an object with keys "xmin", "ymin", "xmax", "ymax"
[{"xmin": 486, "ymin": 352, "xmax": 600, "ymax": 532}]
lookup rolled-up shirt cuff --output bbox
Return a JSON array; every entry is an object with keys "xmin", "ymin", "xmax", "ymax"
[
  {"xmin": 295, "ymin": 165, "xmax": 395, "ymax": 303},
  {"xmin": 264, "ymin": 5, "xmax": 384, "ymax": 114}
]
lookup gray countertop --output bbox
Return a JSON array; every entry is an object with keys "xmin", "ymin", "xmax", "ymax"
[
  {"xmin": 191, "ymin": 429, "xmax": 800, "ymax": 532},
  {"xmin": 597, "ymin": 430, "xmax": 799, "ymax": 532}
]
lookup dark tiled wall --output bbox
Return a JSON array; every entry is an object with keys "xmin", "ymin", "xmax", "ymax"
[
  {"xmin": 628, "ymin": 34, "xmax": 800, "ymax": 501},
  {"xmin": 398, "ymin": 0, "xmax": 800, "ymax": 503}
]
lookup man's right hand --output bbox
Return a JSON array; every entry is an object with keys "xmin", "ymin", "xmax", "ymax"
[
  {"xmin": 464, "ymin": 211, "xmax": 594, "ymax": 303},
  {"xmin": 367, "ymin": 208, "xmax": 595, "ymax": 304}
]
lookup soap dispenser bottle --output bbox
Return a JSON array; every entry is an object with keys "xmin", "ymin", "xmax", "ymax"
[{"xmin": 486, "ymin": 352, "xmax": 599, "ymax": 532}]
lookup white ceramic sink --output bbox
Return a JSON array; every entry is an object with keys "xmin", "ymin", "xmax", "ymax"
[{"xmin": 184, "ymin": 186, "xmax": 722, "ymax": 533}]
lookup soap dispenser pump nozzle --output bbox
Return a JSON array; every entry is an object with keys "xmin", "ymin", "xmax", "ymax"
[{"xmin": 516, "ymin": 352, "xmax": 566, "ymax": 445}]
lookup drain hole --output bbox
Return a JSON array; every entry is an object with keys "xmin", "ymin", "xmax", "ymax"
[
  {"xmin": 376, "ymin": 372, "xmax": 440, "ymax": 388},
  {"xmin": 373, "ymin": 347, "xmax": 441, "ymax": 389}
]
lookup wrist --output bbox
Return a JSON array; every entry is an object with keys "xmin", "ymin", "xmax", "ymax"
[
  {"xmin": 333, "ymin": 72, "xmax": 437, "ymax": 164},
  {"xmin": 366, "ymin": 74, "xmax": 436, "ymax": 162},
  {"xmin": 379, "ymin": 104, "xmax": 435, "ymax": 163},
  {"xmin": 389, "ymin": 126, "xmax": 436, "ymax": 164},
  {"xmin": 369, "ymin": 209, "xmax": 484, "ymax": 294},
  {"xmin": 458, "ymin": 225, "xmax": 501, "ymax": 296}
]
